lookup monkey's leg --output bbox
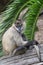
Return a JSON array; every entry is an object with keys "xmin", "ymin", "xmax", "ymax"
[
  {"xmin": 12, "ymin": 46, "xmax": 27, "ymax": 56},
  {"xmin": 3, "ymin": 48, "xmax": 9, "ymax": 56}
]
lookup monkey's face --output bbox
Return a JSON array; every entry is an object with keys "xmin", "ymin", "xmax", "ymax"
[
  {"xmin": 15, "ymin": 19, "xmax": 26, "ymax": 33},
  {"xmin": 15, "ymin": 21, "xmax": 22, "ymax": 28}
]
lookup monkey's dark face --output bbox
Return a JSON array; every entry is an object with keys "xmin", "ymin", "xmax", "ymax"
[
  {"xmin": 15, "ymin": 19, "xmax": 23, "ymax": 33},
  {"xmin": 15, "ymin": 19, "xmax": 23, "ymax": 27},
  {"xmin": 15, "ymin": 18, "xmax": 26, "ymax": 33},
  {"xmin": 15, "ymin": 22, "xmax": 22, "ymax": 28}
]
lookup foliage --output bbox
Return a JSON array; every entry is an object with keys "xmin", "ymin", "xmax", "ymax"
[
  {"xmin": 0, "ymin": 0, "xmax": 29, "ymax": 41},
  {"xmin": 24, "ymin": 0, "xmax": 43, "ymax": 40},
  {"xmin": 0, "ymin": 0, "xmax": 43, "ymax": 41}
]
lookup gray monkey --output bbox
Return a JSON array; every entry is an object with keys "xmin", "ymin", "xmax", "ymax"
[
  {"xmin": 2, "ymin": 9, "xmax": 40, "ymax": 60},
  {"xmin": 2, "ymin": 18, "xmax": 28, "ymax": 55}
]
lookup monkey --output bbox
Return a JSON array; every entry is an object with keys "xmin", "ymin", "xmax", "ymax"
[
  {"xmin": 2, "ymin": 18, "xmax": 41, "ymax": 61},
  {"xmin": 2, "ymin": 18, "xmax": 28, "ymax": 55},
  {"xmin": 2, "ymin": 8, "xmax": 28, "ymax": 55},
  {"xmin": 2, "ymin": 9, "xmax": 41, "ymax": 61}
]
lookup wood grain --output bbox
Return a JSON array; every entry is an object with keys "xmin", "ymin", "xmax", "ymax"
[{"xmin": 0, "ymin": 44, "xmax": 43, "ymax": 65}]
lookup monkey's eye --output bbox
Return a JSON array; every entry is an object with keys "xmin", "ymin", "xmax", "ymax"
[{"xmin": 17, "ymin": 23, "xmax": 22, "ymax": 26}]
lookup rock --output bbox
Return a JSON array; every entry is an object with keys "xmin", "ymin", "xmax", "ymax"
[
  {"xmin": 34, "ymin": 15, "xmax": 43, "ymax": 44},
  {"xmin": 37, "ymin": 17, "xmax": 43, "ymax": 31},
  {"xmin": 34, "ymin": 31, "xmax": 43, "ymax": 44}
]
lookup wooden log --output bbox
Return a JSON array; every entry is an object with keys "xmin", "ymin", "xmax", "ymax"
[
  {"xmin": 0, "ymin": 44, "xmax": 43, "ymax": 65},
  {"xmin": 32, "ymin": 62, "xmax": 43, "ymax": 65}
]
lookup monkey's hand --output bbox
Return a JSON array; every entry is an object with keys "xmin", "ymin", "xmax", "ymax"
[{"xmin": 12, "ymin": 46, "xmax": 27, "ymax": 56}]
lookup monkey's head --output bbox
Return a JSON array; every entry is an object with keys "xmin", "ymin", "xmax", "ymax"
[
  {"xmin": 15, "ymin": 19, "xmax": 23, "ymax": 28},
  {"xmin": 15, "ymin": 18, "xmax": 26, "ymax": 33}
]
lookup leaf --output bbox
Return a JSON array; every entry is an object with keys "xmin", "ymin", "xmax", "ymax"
[
  {"xmin": 0, "ymin": 0, "xmax": 29, "ymax": 41},
  {"xmin": 24, "ymin": 0, "xmax": 43, "ymax": 40},
  {"xmin": 0, "ymin": 0, "xmax": 43, "ymax": 41}
]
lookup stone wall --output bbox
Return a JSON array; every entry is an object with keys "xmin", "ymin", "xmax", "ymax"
[{"xmin": 34, "ymin": 15, "xmax": 43, "ymax": 44}]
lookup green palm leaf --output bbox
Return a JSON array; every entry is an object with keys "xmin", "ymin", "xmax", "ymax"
[
  {"xmin": 0, "ymin": 0, "xmax": 43, "ymax": 41},
  {"xmin": 24, "ymin": 0, "xmax": 43, "ymax": 40},
  {"xmin": 0, "ymin": 0, "xmax": 29, "ymax": 41},
  {"xmin": 0, "ymin": 0, "xmax": 35, "ymax": 41},
  {"xmin": 0, "ymin": 0, "xmax": 43, "ymax": 40}
]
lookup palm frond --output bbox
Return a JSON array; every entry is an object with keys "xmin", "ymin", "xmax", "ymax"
[
  {"xmin": 24, "ymin": 0, "xmax": 43, "ymax": 40},
  {"xmin": 0, "ymin": 0, "xmax": 43, "ymax": 41},
  {"xmin": 0, "ymin": 0, "xmax": 29, "ymax": 41}
]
